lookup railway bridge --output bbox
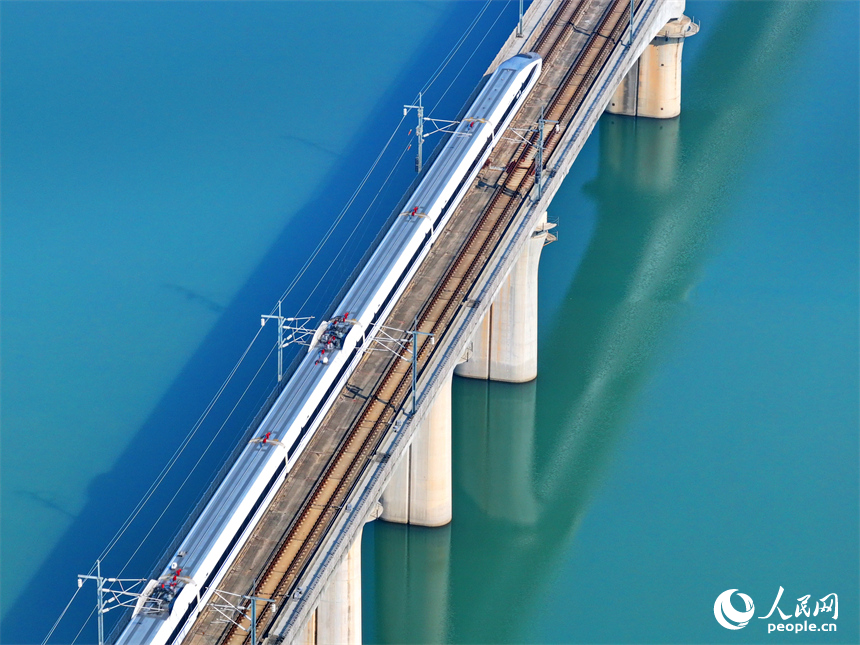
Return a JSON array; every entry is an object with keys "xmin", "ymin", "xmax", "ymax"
[{"xmin": 115, "ymin": 0, "xmax": 698, "ymax": 643}]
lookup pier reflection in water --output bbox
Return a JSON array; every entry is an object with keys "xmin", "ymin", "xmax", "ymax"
[
  {"xmin": 363, "ymin": 1, "xmax": 858, "ymax": 642},
  {"xmin": 366, "ymin": 106, "xmax": 692, "ymax": 643}
]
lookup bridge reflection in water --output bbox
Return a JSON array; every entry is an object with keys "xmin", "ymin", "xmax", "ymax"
[
  {"xmin": 365, "ymin": 1, "xmax": 818, "ymax": 642},
  {"xmin": 366, "ymin": 111, "xmax": 687, "ymax": 643}
]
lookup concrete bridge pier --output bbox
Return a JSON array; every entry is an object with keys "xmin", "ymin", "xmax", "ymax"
[
  {"xmin": 293, "ymin": 501, "xmax": 382, "ymax": 645},
  {"xmin": 292, "ymin": 528, "xmax": 362, "ymax": 645},
  {"xmin": 380, "ymin": 371, "xmax": 453, "ymax": 527},
  {"xmin": 455, "ymin": 212, "xmax": 555, "ymax": 383},
  {"xmin": 607, "ymin": 14, "xmax": 699, "ymax": 119},
  {"xmin": 380, "ymin": 212, "xmax": 554, "ymax": 530}
]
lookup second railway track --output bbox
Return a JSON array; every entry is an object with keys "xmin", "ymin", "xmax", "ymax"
[{"xmin": 186, "ymin": 1, "xmax": 643, "ymax": 642}]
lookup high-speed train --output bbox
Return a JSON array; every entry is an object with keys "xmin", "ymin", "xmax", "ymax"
[{"xmin": 115, "ymin": 52, "xmax": 541, "ymax": 645}]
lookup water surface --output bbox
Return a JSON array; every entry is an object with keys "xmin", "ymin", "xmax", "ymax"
[
  {"xmin": 1, "ymin": 2, "xmax": 519, "ymax": 641},
  {"xmin": 364, "ymin": 2, "xmax": 859, "ymax": 643}
]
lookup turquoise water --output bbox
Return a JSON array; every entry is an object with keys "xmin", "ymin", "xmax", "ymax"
[
  {"xmin": 1, "ymin": 1, "xmax": 857, "ymax": 644},
  {"xmin": 365, "ymin": 1, "xmax": 859, "ymax": 644},
  {"xmin": 1, "ymin": 2, "xmax": 517, "ymax": 642}
]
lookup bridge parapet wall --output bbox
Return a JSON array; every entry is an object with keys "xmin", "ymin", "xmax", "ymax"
[{"xmin": 267, "ymin": 0, "xmax": 690, "ymax": 641}]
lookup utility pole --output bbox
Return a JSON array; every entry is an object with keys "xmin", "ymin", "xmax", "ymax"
[
  {"xmin": 246, "ymin": 594, "xmax": 276, "ymax": 645},
  {"xmin": 260, "ymin": 299, "xmax": 285, "ymax": 382},
  {"xmin": 536, "ymin": 105, "xmax": 558, "ymax": 200},
  {"xmin": 537, "ymin": 104, "xmax": 545, "ymax": 199},
  {"xmin": 402, "ymin": 95, "xmax": 459, "ymax": 174},
  {"xmin": 211, "ymin": 588, "xmax": 276, "ymax": 645},
  {"xmin": 77, "ymin": 563, "xmax": 153, "ymax": 645},
  {"xmin": 404, "ymin": 93, "xmax": 425, "ymax": 172},
  {"xmin": 410, "ymin": 318, "xmax": 434, "ymax": 417},
  {"xmin": 359, "ymin": 321, "xmax": 433, "ymax": 415},
  {"xmin": 78, "ymin": 560, "xmax": 106, "ymax": 645},
  {"xmin": 517, "ymin": 0, "xmax": 524, "ymax": 38},
  {"xmin": 261, "ymin": 301, "xmax": 314, "ymax": 383},
  {"xmin": 250, "ymin": 597, "xmax": 258, "ymax": 645},
  {"xmin": 509, "ymin": 106, "xmax": 558, "ymax": 200}
]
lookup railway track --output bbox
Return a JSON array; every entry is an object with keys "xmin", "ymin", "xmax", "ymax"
[
  {"xmin": 534, "ymin": 0, "xmax": 595, "ymax": 63},
  {"xmin": 415, "ymin": 0, "xmax": 638, "ymax": 368},
  {"xmin": 195, "ymin": 1, "xmax": 643, "ymax": 642}
]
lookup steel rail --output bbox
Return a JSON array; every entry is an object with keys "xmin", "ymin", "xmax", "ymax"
[{"xmin": 200, "ymin": 2, "xmax": 639, "ymax": 642}]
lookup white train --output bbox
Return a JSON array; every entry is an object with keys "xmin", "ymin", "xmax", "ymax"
[{"xmin": 115, "ymin": 52, "xmax": 541, "ymax": 645}]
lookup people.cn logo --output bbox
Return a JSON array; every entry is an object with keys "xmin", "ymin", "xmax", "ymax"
[{"xmin": 715, "ymin": 589, "xmax": 756, "ymax": 630}]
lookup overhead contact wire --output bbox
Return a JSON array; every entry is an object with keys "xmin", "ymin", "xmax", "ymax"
[
  {"xmin": 419, "ymin": 0, "xmax": 494, "ymax": 97},
  {"xmin": 276, "ymin": 113, "xmax": 408, "ymax": 309},
  {"xmin": 117, "ymin": 341, "xmax": 278, "ymax": 577},
  {"xmin": 96, "ymin": 325, "xmax": 265, "ymax": 566},
  {"xmin": 296, "ymin": 136, "xmax": 415, "ymax": 315},
  {"xmin": 48, "ymin": 3, "xmax": 521, "ymax": 642},
  {"xmin": 430, "ymin": 0, "xmax": 514, "ymax": 116},
  {"xmin": 299, "ymin": 1, "xmax": 511, "ymax": 311}
]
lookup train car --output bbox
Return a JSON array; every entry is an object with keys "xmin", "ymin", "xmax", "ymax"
[{"xmin": 115, "ymin": 52, "xmax": 541, "ymax": 645}]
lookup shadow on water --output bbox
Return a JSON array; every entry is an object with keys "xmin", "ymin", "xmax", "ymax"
[
  {"xmin": 13, "ymin": 490, "xmax": 77, "ymax": 520},
  {"xmin": 161, "ymin": 283, "xmax": 227, "ymax": 314},
  {"xmin": 3, "ymin": 4, "xmax": 518, "ymax": 643},
  {"xmin": 367, "ymin": 2, "xmax": 820, "ymax": 643}
]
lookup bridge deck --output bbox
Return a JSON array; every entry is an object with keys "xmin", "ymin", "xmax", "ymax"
[{"xmin": 176, "ymin": 0, "xmax": 676, "ymax": 642}]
